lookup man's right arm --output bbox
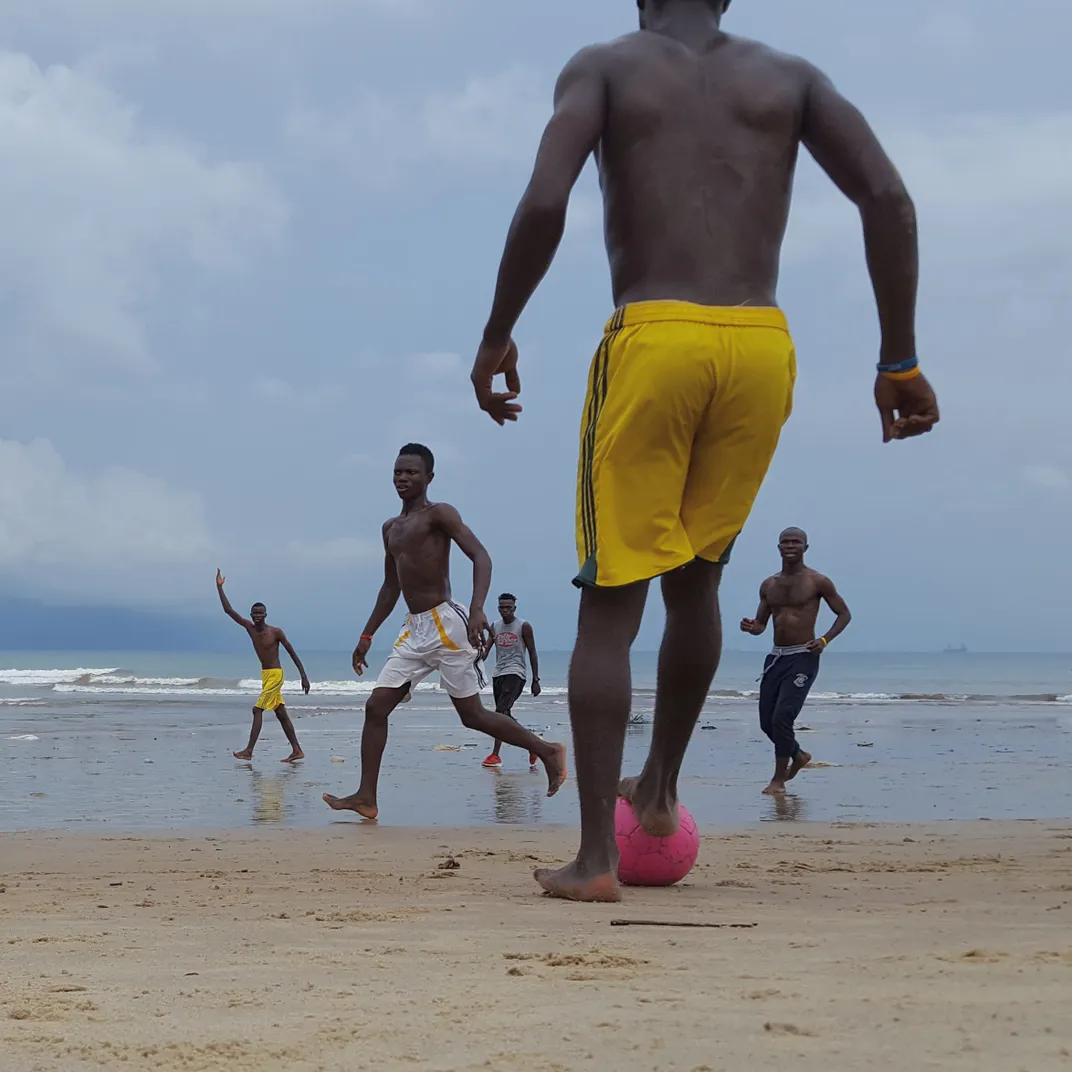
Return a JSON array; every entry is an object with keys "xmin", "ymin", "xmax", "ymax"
[
  {"xmin": 360, "ymin": 524, "xmax": 403, "ymax": 640},
  {"xmin": 800, "ymin": 64, "xmax": 939, "ymax": 442},
  {"xmin": 215, "ymin": 571, "xmax": 251, "ymax": 628},
  {"xmin": 740, "ymin": 581, "xmax": 773, "ymax": 636},
  {"xmin": 800, "ymin": 67, "xmax": 917, "ymax": 366},
  {"xmin": 352, "ymin": 525, "xmax": 403, "ymax": 676}
]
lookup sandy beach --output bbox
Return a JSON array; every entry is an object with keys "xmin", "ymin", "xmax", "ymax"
[{"xmin": 3, "ymin": 822, "xmax": 1071, "ymax": 1071}]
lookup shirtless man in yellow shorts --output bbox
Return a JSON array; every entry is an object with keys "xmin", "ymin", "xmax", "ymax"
[
  {"xmin": 471, "ymin": 0, "xmax": 939, "ymax": 901},
  {"xmin": 216, "ymin": 570, "xmax": 310, "ymax": 763}
]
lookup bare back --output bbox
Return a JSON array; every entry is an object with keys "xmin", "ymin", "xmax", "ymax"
[
  {"xmin": 762, "ymin": 568, "xmax": 827, "ymax": 648},
  {"xmin": 384, "ymin": 505, "xmax": 454, "ymax": 615},
  {"xmin": 596, "ymin": 32, "xmax": 808, "ymax": 308}
]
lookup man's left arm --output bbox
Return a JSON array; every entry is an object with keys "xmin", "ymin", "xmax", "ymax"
[
  {"xmin": 472, "ymin": 46, "xmax": 608, "ymax": 425},
  {"xmin": 279, "ymin": 631, "xmax": 311, "ymax": 694},
  {"xmin": 521, "ymin": 621, "xmax": 541, "ymax": 697},
  {"xmin": 435, "ymin": 505, "xmax": 492, "ymax": 647},
  {"xmin": 808, "ymin": 577, "xmax": 852, "ymax": 653}
]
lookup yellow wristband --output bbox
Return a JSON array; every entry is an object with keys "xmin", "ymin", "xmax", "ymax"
[
  {"xmin": 881, "ymin": 365, "xmax": 922, "ymax": 382},
  {"xmin": 819, "ymin": 637, "xmax": 828, "ymax": 648}
]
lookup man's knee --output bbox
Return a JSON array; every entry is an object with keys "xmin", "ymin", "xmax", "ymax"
[
  {"xmin": 365, "ymin": 695, "xmax": 393, "ymax": 723},
  {"xmin": 662, "ymin": 559, "xmax": 722, "ymax": 612},
  {"xmin": 577, "ymin": 582, "xmax": 648, "ymax": 647}
]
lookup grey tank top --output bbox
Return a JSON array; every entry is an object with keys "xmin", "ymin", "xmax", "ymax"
[{"xmin": 491, "ymin": 618, "xmax": 528, "ymax": 680}]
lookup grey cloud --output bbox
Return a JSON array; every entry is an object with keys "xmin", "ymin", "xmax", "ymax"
[{"xmin": 0, "ymin": 0, "xmax": 1069, "ymax": 651}]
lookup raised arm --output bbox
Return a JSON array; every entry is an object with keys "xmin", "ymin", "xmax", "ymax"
[
  {"xmin": 801, "ymin": 65, "xmax": 939, "ymax": 442},
  {"xmin": 215, "ymin": 570, "xmax": 252, "ymax": 628},
  {"xmin": 434, "ymin": 504, "xmax": 492, "ymax": 647},
  {"xmin": 740, "ymin": 580, "xmax": 773, "ymax": 636},
  {"xmin": 472, "ymin": 46, "xmax": 608, "ymax": 424},
  {"xmin": 351, "ymin": 522, "xmax": 403, "ymax": 676},
  {"xmin": 809, "ymin": 575, "xmax": 852, "ymax": 652},
  {"xmin": 278, "ymin": 630, "xmax": 311, "ymax": 693},
  {"xmin": 522, "ymin": 620, "xmax": 541, "ymax": 697}
]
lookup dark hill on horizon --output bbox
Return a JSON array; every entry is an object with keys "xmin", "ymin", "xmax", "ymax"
[{"xmin": 0, "ymin": 595, "xmax": 237, "ymax": 652}]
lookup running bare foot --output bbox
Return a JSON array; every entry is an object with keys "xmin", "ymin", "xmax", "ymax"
[
  {"xmin": 322, "ymin": 793, "xmax": 378, "ymax": 820},
  {"xmin": 281, "ymin": 750, "xmax": 305, "ymax": 764},
  {"xmin": 762, "ymin": 780, "xmax": 787, "ymax": 796},
  {"xmin": 534, "ymin": 861, "xmax": 621, "ymax": 903},
  {"xmin": 786, "ymin": 749, "xmax": 812, "ymax": 781},
  {"xmin": 618, "ymin": 775, "xmax": 680, "ymax": 837},
  {"xmin": 543, "ymin": 743, "xmax": 569, "ymax": 797},
  {"xmin": 233, "ymin": 749, "xmax": 254, "ymax": 761}
]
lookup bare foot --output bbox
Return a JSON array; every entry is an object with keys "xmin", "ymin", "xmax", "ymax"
[
  {"xmin": 281, "ymin": 750, "xmax": 304, "ymax": 764},
  {"xmin": 542, "ymin": 743, "xmax": 569, "ymax": 798},
  {"xmin": 233, "ymin": 749, "xmax": 253, "ymax": 761},
  {"xmin": 618, "ymin": 775, "xmax": 679, "ymax": 837},
  {"xmin": 534, "ymin": 862, "xmax": 621, "ymax": 903},
  {"xmin": 786, "ymin": 750, "xmax": 812, "ymax": 781},
  {"xmin": 762, "ymin": 780, "xmax": 787, "ymax": 796},
  {"xmin": 322, "ymin": 793, "xmax": 378, "ymax": 820}
]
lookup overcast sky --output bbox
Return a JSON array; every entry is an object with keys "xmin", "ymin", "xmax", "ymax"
[{"xmin": 0, "ymin": 0, "xmax": 1069, "ymax": 652}]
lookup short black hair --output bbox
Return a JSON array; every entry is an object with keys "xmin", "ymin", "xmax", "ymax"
[
  {"xmin": 251, "ymin": 602, "xmax": 266, "ymax": 611},
  {"xmin": 638, "ymin": 0, "xmax": 731, "ymax": 9},
  {"xmin": 397, "ymin": 443, "xmax": 434, "ymax": 474},
  {"xmin": 498, "ymin": 593, "xmax": 517, "ymax": 602}
]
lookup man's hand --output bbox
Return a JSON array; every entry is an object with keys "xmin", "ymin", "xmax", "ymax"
[
  {"xmin": 467, "ymin": 606, "xmax": 490, "ymax": 650},
  {"xmin": 301, "ymin": 674, "xmax": 311, "ymax": 695},
  {"xmin": 531, "ymin": 677, "xmax": 542, "ymax": 698},
  {"xmin": 352, "ymin": 638, "xmax": 371, "ymax": 677},
  {"xmin": 740, "ymin": 618, "xmax": 762, "ymax": 636},
  {"xmin": 875, "ymin": 373, "xmax": 939, "ymax": 443},
  {"xmin": 471, "ymin": 339, "xmax": 523, "ymax": 425},
  {"xmin": 216, "ymin": 569, "xmax": 225, "ymax": 588},
  {"xmin": 806, "ymin": 638, "xmax": 827, "ymax": 654}
]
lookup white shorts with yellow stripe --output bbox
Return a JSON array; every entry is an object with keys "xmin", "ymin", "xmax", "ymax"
[{"xmin": 376, "ymin": 601, "xmax": 484, "ymax": 699}]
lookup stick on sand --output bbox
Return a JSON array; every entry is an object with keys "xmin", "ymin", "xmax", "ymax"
[{"xmin": 610, "ymin": 919, "xmax": 757, "ymax": 929}]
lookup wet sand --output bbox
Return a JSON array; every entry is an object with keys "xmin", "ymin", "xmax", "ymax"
[{"xmin": 4, "ymin": 823, "xmax": 1072, "ymax": 1071}]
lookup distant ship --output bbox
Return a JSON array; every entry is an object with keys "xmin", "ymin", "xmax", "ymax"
[{"xmin": 942, "ymin": 643, "xmax": 968, "ymax": 654}]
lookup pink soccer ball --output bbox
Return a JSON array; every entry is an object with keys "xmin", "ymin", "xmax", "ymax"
[{"xmin": 615, "ymin": 798, "xmax": 700, "ymax": 887}]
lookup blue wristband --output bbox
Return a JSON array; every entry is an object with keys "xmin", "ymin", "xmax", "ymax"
[{"xmin": 876, "ymin": 356, "xmax": 919, "ymax": 374}]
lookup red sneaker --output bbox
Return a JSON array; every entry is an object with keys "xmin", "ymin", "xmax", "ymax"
[
  {"xmin": 482, "ymin": 753, "xmax": 502, "ymax": 768},
  {"xmin": 528, "ymin": 752, "xmax": 538, "ymax": 767}
]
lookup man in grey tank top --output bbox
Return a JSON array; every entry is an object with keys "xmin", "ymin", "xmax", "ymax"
[{"xmin": 480, "ymin": 593, "xmax": 542, "ymax": 768}]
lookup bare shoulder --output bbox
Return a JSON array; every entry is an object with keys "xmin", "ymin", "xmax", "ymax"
[
  {"xmin": 552, "ymin": 39, "xmax": 615, "ymax": 94},
  {"xmin": 726, "ymin": 35, "xmax": 819, "ymax": 73},
  {"xmin": 430, "ymin": 501, "xmax": 460, "ymax": 521},
  {"xmin": 723, "ymin": 34, "xmax": 825, "ymax": 92},
  {"xmin": 807, "ymin": 568, "xmax": 835, "ymax": 589}
]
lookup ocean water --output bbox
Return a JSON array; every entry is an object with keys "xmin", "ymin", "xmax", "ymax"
[{"xmin": 2, "ymin": 649, "xmax": 1071, "ymax": 831}]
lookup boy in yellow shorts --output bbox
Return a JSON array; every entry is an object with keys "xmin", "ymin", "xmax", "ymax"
[
  {"xmin": 216, "ymin": 570, "xmax": 311, "ymax": 763},
  {"xmin": 470, "ymin": 0, "xmax": 938, "ymax": 901}
]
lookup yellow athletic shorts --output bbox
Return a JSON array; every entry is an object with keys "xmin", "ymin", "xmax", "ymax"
[
  {"xmin": 256, "ymin": 669, "xmax": 285, "ymax": 711},
  {"xmin": 575, "ymin": 301, "xmax": 796, "ymax": 589}
]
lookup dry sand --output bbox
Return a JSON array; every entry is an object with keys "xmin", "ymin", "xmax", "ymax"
[{"xmin": 3, "ymin": 822, "xmax": 1072, "ymax": 1071}]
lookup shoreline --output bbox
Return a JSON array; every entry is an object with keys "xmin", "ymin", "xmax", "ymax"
[{"xmin": 5, "ymin": 822, "xmax": 1071, "ymax": 1070}]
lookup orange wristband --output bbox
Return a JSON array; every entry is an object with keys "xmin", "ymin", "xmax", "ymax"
[{"xmin": 881, "ymin": 365, "xmax": 922, "ymax": 382}]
